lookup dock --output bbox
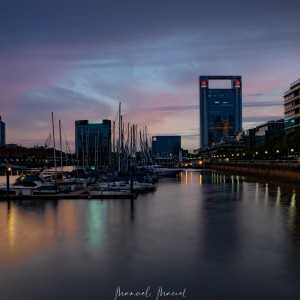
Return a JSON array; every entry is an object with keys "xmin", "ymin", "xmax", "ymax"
[
  {"xmin": 0, "ymin": 193, "xmax": 137, "ymax": 200},
  {"xmin": 0, "ymin": 185, "xmax": 138, "ymax": 200}
]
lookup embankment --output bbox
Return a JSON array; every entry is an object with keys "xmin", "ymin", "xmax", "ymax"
[{"xmin": 209, "ymin": 162, "xmax": 300, "ymax": 183}]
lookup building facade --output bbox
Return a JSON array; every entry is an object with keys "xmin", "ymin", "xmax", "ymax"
[
  {"xmin": 284, "ymin": 78, "xmax": 300, "ymax": 132},
  {"xmin": 199, "ymin": 75, "xmax": 242, "ymax": 148},
  {"xmin": 0, "ymin": 116, "xmax": 5, "ymax": 146},
  {"xmin": 152, "ymin": 136, "xmax": 181, "ymax": 158},
  {"xmin": 242, "ymin": 119, "xmax": 284, "ymax": 150},
  {"xmin": 75, "ymin": 119, "xmax": 111, "ymax": 168}
]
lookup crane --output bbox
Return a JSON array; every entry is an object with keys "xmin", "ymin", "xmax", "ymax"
[{"xmin": 45, "ymin": 134, "xmax": 52, "ymax": 148}]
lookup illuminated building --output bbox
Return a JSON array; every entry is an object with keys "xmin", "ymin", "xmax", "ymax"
[
  {"xmin": 199, "ymin": 75, "xmax": 242, "ymax": 148},
  {"xmin": 284, "ymin": 78, "xmax": 300, "ymax": 132}
]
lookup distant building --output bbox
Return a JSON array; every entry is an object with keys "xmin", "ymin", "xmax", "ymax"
[
  {"xmin": 242, "ymin": 128, "xmax": 256, "ymax": 151},
  {"xmin": 75, "ymin": 119, "xmax": 111, "ymax": 168},
  {"xmin": 0, "ymin": 116, "xmax": 5, "ymax": 146},
  {"xmin": 254, "ymin": 119, "xmax": 284, "ymax": 148},
  {"xmin": 242, "ymin": 119, "xmax": 284, "ymax": 150},
  {"xmin": 0, "ymin": 144, "xmax": 68, "ymax": 167},
  {"xmin": 198, "ymin": 136, "xmax": 245, "ymax": 157},
  {"xmin": 284, "ymin": 78, "xmax": 300, "ymax": 132},
  {"xmin": 199, "ymin": 75, "xmax": 242, "ymax": 148},
  {"xmin": 152, "ymin": 136, "xmax": 181, "ymax": 158}
]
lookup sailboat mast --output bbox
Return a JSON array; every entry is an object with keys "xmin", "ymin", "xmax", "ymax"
[
  {"xmin": 118, "ymin": 102, "xmax": 121, "ymax": 173},
  {"xmin": 51, "ymin": 112, "xmax": 57, "ymax": 178},
  {"xmin": 112, "ymin": 120, "xmax": 115, "ymax": 172},
  {"xmin": 59, "ymin": 120, "xmax": 63, "ymax": 174}
]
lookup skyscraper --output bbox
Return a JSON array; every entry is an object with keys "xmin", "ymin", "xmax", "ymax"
[
  {"xmin": 0, "ymin": 116, "xmax": 5, "ymax": 146},
  {"xmin": 75, "ymin": 119, "xmax": 111, "ymax": 168},
  {"xmin": 199, "ymin": 75, "xmax": 242, "ymax": 148}
]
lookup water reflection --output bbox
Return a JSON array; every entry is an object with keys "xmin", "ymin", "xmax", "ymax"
[
  {"xmin": 1, "ymin": 171, "xmax": 300, "ymax": 300},
  {"xmin": 0, "ymin": 201, "xmax": 58, "ymax": 263},
  {"xmin": 1, "ymin": 200, "xmax": 96, "ymax": 263},
  {"xmin": 86, "ymin": 201, "xmax": 107, "ymax": 252},
  {"xmin": 287, "ymin": 190, "xmax": 297, "ymax": 235}
]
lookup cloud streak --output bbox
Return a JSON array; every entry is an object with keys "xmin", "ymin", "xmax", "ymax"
[{"xmin": 0, "ymin": 0, "xmax": 299, "ymax": 151}]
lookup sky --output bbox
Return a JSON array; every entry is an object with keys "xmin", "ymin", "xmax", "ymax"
[{"xmin": 1, "ymin": 0, "xmax": 300, "ymax": 152}]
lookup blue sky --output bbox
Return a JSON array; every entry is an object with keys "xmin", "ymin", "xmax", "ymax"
[{"xmin": 1, "ymin": 0, "xmax": 299, "ymax": 151}]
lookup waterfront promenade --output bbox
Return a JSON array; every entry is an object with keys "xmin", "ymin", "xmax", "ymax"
[{"xmin": 209, "ymin": 161, "xmax": 300, "ymax": 183}]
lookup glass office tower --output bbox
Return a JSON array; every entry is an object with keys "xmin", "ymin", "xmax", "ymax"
[
  {"xmin": 75, "ymin": 119, "xmax": 111, "ymax": 168},
  {"xmin": 199, "ymin": 75, "xmax": 242, "ymax": 148},
  {"xmin": 152, "ymin": 136, "xmax": 181, "ymax": 157}
]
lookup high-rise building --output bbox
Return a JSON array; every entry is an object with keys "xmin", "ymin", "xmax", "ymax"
[
  {"xmin": 0, "ymin": 116, "xmax": 5, "ymax": 146},
  {"xmin": 199, "ymin": 75, "xmax": 242, "ymax": 148},
  {"xmin": 75, "ymin": 119, "xmax": 111, "ymax": 168},
  {"xmin": 284, "ymin": 78, "xmax": 300, "ymax": 132},
  {"xmin": 152, "ymin": 135, "xmax": 181, "ymax": 157}
]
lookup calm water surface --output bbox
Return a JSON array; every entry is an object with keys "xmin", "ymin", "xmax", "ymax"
[{"xmin": 1, "ymin": 170, "xmax": 300, "ymax": 300}]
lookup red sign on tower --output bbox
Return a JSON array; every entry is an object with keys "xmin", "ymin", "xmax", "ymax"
[{"xmin": 235, "ymin": 80, "xmax": 241, "ymax": 88}]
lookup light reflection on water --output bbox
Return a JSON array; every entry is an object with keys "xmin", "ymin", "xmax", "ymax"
[{"xmin": 0, "ymin": 170, "xmax": 300, "ymax": 300}]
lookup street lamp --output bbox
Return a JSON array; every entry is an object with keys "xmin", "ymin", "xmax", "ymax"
[
  {"xmin": 6, "ymin": 167, "xmax": 12, "ymax": 199},
  {"xmin": 265, "ymin": 150, "xmax": 268, "ymax": 160},
  {"xmin": 291, "ymin": 148, "xmax": 294, "ymax": 161}
]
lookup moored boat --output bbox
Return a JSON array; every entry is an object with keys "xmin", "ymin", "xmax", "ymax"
[{"xmin": 136, "ymin": 165, "xmax": 182, "ymax": 177}]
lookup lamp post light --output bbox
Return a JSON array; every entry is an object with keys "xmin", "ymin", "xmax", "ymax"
[
  {"xmin": 253, "ymin": 151, "xmax": 258, "ymax": 161},
  {"xmin": 265, "ymin": 150, "xmax": 268, "ymax": 161},
  {"xmin": 291, "ymin": 148, "xmax": 294, "ymax": 161},
  {"xmin": 276, "ymin": 150, "xmax": 280, "ymax": 160},
  {"xmin": 6, "ymin": 167, "xmax": 12, "ymax": 199}
]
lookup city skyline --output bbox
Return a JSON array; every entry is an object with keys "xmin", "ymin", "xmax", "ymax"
[{"xmin": 1, "ymin": 0, "xmax": 299, "ymax": 151}]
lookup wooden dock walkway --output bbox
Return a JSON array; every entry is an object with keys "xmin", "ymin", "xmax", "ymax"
[{"xmin": 0, "ymin": 185, "xmax": 138, "ymax": 200}]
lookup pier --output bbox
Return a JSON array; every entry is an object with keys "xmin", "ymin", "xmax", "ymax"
[
  {"xmin": 0, "ymin": 193, "xmax": 137, "ymax": 200},
  {"xmin": 0, "ymin": 185, "xmax": 137, "ymax": 201}
]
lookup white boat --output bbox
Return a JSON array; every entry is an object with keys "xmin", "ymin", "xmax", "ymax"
[
  {"xmin": 137, "ymin": 165, "xmax": 182, "ymax": 177},
  {"xmin": 8, "ymin": 173, "xmax": 59, "ymax": 195},
  {"xmin": 2, "ymin": 172, "xmax": 82, "ymax": 196}
]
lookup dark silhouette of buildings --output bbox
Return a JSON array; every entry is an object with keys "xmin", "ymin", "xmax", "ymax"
[{"xmin": 0, "ymin": 116, "xmax": 5, "ymax": 146}]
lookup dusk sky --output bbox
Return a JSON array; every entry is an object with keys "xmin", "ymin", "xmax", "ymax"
[{"xmin": 1, "ymin": 0, "xmax": 300, "ymax": 151}]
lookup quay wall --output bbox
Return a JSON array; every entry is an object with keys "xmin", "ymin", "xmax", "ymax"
[{"xmin": 209, "ymin": 162, "xmax": 300, "ymax": 183}]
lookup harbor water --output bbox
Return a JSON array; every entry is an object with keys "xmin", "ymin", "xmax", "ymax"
[{"xmin": 1, "ymin": 170, "xmax": 300, "ymax": 300}]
